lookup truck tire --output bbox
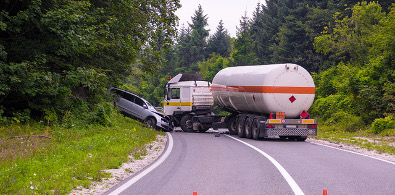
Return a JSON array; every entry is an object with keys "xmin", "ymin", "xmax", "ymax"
[
  {"xmin": 226, "ymin": 116, "xmax": 237, "ymax": 135},
  {"xmin": 252, "ymin": 117, "xmax": 263, "ymax": 140},
  {"xmin": 180, "ymin": 114, "xmax": 194, "ymax": 132},
  {"xmin": 237, "ymin": 115, "xmax": 247, "ymax": 138},
  {"xmin": 198, "ymin": 124, "xmax": 210, "ymax": 133},
  {"xmin": 245, "ymin": 116, "xmax": 253, "ymax": 139}
]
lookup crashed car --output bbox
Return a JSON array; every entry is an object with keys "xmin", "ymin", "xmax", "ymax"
[{"xmin": 110, "ymin": 88, "xmax": 172, "ymax": 131}]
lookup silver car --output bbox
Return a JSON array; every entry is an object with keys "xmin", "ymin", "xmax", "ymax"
[{"xmin": 110, "ymin": 88, "xmax": 172, "ymax": 131}]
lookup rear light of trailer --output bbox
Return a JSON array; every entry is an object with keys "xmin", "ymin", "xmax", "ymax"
[
  {"xmin": 307, "ymin": 124, "xmax": 317, "ymax": 129},
  {"xmin": 265, "ymin": 124, "xmax": 275, "ymax": 129}
]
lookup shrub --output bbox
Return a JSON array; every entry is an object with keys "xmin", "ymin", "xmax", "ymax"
[
  {"xmin": 310, "ymin": 95, "xmax": 356, "ymax": 121},
  {"xmin": 325, "ymin": 111, "xmax": 365, "ymax": 132},
  {"xmin": 371, "ymin": 116, "xmax": 395, "ymax": 134},
  {"xmin": 86, "ymin": 102, "xmax": 113, "ymax": 126}
]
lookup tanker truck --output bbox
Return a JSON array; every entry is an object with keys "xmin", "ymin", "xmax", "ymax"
[{"xmin": 163, "ymin": 64, "xmax": 317, "ymax": 141}]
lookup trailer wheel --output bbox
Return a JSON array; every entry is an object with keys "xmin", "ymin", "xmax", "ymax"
[
  {"xmin": 180, "ymin": 114, "xmax": 194, "ymax": 132},
  {"xmin": 245, "ymin": 116, "xmax": 253, "ymax": 139},
  {"xmin": 226, "ymin": 116, "xmax": 237, "ymax": 135},
  {"xmin": 252, "ymin": 117, "xmax": 261, "ymax": 140},
  {"xmin": 237, "ymin": 115, "xmax": 247, "ymax": 138}
]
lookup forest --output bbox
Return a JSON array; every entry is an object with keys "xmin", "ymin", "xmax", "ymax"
[{"xmin": 1, "ymin": 0, "xmax": 394, "ymax": 133}]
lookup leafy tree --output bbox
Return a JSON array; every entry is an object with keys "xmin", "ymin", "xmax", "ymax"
[
  {"xmin": 207, "ymin": 20, "xmax": 232, "ymax": 57},
  {"xmin": 314, "ymin": 2, "xmax": 386, "ymax": 66},
  {"xmin": 198, "ymin": 53, "xmax": 231, "ymax": 81},
  {"xmin": 313, "ymin": 2, "xmax": 394, "ymax": 124},
  {"xmin": 0, "ymin": 0, "xmax": 180, "ymax": 120}
]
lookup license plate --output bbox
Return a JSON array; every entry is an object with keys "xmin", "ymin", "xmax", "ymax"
[{"xmin": 285, "ymin": 125, "xmax": 297, "ymax": 128}]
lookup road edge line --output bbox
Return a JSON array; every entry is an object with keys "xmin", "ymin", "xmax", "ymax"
[
  {"xmin": 225, "ymin": 135, "xmax": 304, "ymax": 195},
  {"xmin": 108, "ymin": 132, "xmax": 174, "ymax": 195}
]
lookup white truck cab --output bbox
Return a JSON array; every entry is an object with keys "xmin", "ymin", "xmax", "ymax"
[{"xmin": 163, "ymin": 74, "xmax": 214, "ymax": 132}]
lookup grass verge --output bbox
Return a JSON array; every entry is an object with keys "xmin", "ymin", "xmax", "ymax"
[
  {"xmin": 315, "ymin": 124, "xmax": 395, "ymax": 155},
  {"xmin": 0, "ymin": 112, "xmax": 163, "ymax": 194}
]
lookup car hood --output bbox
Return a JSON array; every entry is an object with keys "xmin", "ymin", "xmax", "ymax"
[{"xmin": 149, "ymin": 108, "xmax": 164, "ymax": 117}]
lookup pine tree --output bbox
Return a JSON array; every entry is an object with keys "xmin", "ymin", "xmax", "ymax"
[
  {"xmin": 177, "ymin": 24, "xmax": 193, "ymax": 69},
  {"xmin": 232, "ymin": 12, "xmax": 258, "ymax": 66},
  {"xmin": 207, "ymin": 20, "xmax": 232, "ymax": 57},
  {"xmin": 187, "ymin": 4, "xmax": 210, "ymax": 65}
]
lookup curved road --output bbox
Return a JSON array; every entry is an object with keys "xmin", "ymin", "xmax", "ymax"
[{"xmin": 106, "ymin": 131, "xmax": 395, "ymax": 195}]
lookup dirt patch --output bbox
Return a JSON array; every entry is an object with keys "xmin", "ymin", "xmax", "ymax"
[
  {"xmin": 307, "ymin": 138, "xmax": 395, "ymax": 163},
  {"xmin": 69, "ymin": 134, "xmax": 167, "ymax": 195}
]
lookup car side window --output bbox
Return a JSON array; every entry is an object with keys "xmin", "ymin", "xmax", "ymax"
[
  {"xmin": 135, "ymin": 97, "xmax": 145, "ymax": 107},
  {"xmin": 170, "ymin": 88, "xmax": 180, "ymax": 99},
  {"xmin": 122, "ymin": 93, "xmax": 135, "ymax": 102}
]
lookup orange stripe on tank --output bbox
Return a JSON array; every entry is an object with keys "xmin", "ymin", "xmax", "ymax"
[{"xmin": 211, "ymin": 84, "xmax": 315, "ymax": 94}]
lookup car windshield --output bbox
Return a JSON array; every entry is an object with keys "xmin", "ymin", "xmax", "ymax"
[{"xmin": 145, "ymin": 101, "xmax": 155, "ymax": 109}]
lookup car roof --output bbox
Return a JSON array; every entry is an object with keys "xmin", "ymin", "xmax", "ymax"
[{"xmin": 110, "ymin": 87, "xmax": 148, "ymax": 102}]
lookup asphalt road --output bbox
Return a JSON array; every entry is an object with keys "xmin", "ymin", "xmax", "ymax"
[{"xmin": 106, "ymin": 131, "xmax": 395, "ymax": 195}]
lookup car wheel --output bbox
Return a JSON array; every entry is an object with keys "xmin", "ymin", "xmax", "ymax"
[
  {"xmin": 180, "ymin": 114, "xmax": 194, "ymax": 132},
  {"xmin": 144, "ymin": 117, "xmax": 156, "ymax": 129}
]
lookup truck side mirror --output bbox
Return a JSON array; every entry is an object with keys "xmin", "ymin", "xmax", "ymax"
[
  {"xmin": 164, "ymin": 84, "xmax": 170, "ymax": 100},
  {"xmin": 166, "ymin": 88, "xmax": 171, "ymax": 100}
]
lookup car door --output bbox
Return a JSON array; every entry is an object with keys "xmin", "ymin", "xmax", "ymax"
[
  {"xmin": 133, "ymin": 96, "xmax": 149, "ymax": 120},
  {"xmin": 112, "ymin": 89, "xmax": 128, "ymax": 113},
  {"xmin": 119, "ymin": 92, "xmax": 137, "ymax": 116}
]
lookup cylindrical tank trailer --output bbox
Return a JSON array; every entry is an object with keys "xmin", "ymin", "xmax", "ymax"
[
  {"xmin": 211, "ymin": 64, "xmax": 315, "ymax": 118},
  {"xmin": 164, "ymin": 64, "xmax": 318, "ymax": 141}
]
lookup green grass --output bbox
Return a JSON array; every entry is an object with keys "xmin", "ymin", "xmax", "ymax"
[
  {"xmin": 0, "ymin": 112, "xmax": 163, "ymax": 194},
  {"xmin": 315, "ymin": 124, "xmax": 395, "ymax": 155}
]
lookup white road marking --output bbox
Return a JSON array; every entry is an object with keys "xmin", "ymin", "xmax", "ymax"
[
  {"xmin": 310, "ymin": 142, "xmax": 395, "ymax": 165},
  {"xmin": 226, "ymin": 135, "xmax": 304, "ymax": 195},
  {"xmin": 108, "ymin": 132, "xmax": 174, "ymax": 195}
]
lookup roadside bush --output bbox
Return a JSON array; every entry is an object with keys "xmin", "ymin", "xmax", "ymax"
[
  {"xmin": 325, "ymin": 111, "xmax": 365, "ymax": 132},
  {"xmin": 86, "ymin": 102, "xmax": 114, "ymax": 126},
  {"xmin": 0, "ymin": 107, "xmax": 7, "ymax": 124},
  {"xmin": 310, "ymin": 95, "xmax": 348, "ymax": 120},
  {"xmin": 371, "ymin": 116, "xmax": 395, "ymax": 134}
]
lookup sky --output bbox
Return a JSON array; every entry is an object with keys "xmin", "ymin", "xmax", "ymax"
[{"xmin": 175, "ymin": 0, "xmax": 263, "ymax": 38}]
